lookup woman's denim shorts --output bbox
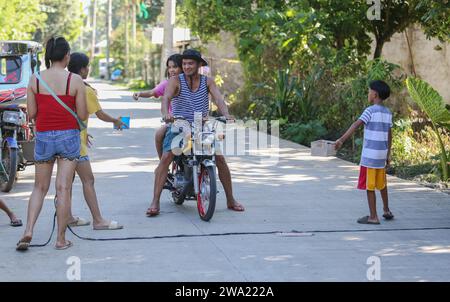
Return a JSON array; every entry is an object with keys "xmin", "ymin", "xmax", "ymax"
[{"xmin": 34, "ymin": 129, "xmax": 81, "ymax": 163}]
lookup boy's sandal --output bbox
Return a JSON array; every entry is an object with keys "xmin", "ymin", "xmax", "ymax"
[
  {"xmin": 357, "ymin": 216, "xmax": 380, "ymax": 225},
  {"xmin": 382, "ymin": 212, "xmax": 394, "ymax": 220}
]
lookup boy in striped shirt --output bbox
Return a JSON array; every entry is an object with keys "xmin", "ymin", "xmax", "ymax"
[{"xmin": 335, "ymin": 80, "xmax": 394, "ymax": 224}]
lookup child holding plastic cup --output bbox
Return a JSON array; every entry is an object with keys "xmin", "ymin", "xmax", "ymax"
[{"xmin": 65, "ymin": 52, "xmax": 125, "ymax": 231}]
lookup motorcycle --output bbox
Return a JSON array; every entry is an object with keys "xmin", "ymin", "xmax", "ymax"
[
  {"xmin": 164, "ymin": 115, "xmax": 228, "ymax": 221},
  {"xmin": 0, "ymin": 41, "xmax": 42, "ymax": 191}
]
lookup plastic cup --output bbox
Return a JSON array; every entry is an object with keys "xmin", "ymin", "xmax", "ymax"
[{"xmin": 114, "ymin": 116, "xmax": 130, "ymax": 130}]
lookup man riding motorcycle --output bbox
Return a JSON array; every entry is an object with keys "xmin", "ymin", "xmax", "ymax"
[{"xmin": 147, "ymin": 49, "xmax": 245, "ymax": 216}]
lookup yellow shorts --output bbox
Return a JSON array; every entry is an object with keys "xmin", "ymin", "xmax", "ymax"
[{"xmin": 357, "ymin": 166, "xmax": 386, "ymax": 191}]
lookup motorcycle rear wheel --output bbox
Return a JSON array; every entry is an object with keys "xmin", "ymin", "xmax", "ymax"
[{"xmin": 171, "ymin": 162, "xmax": 185, "ymax": 205}]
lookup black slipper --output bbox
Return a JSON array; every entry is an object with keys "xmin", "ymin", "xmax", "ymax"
[
  {"xmin": 357, "ymin": 216, "xmax": 380, "ymax": 225},
  {"xmin": 10, "ymin": 219, "xmax": 22, "ymax": 227},
  {"xmin": 382, "ymin": 212, "xmax": 394, "ymax": 220}
]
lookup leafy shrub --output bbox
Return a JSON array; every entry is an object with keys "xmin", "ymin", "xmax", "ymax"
[
  {"xmin": 282, "ymin": 120, "xmax": 327, "ymax": 147},
  {"xmin": 128, "ymin": 79, "xmax": 152, "ymax": 90}
]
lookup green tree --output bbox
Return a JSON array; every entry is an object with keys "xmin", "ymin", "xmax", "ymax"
[
  {"xmin": 365, "ymin": 0, "xmax": 450, "ymax": 58},
  {"xmin": 0, "ymin": 0, "xmax": 46, "ymax": 40},
  {"xmin": 33, "ymin": 0, "xmax": 85, "ymax": 44}
]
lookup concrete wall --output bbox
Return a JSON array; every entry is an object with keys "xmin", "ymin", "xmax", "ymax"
[
  {"xmin": 374, "ymin": 25, "xmax": 450, "ymax": 103},
  {"xmin": 199, "ymin": 32, "xmax": 244, "ymax": 100}
]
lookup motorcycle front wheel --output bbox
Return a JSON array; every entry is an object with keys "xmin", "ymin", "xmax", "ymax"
[
  {"xmin": 1, "ymin": 142, "xmax": 18, "ymax": 192},
  {"xmin": 197, "ymin": 165, "xmax": 217, "ymax": 221}
]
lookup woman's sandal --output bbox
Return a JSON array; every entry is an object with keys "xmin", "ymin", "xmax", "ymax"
[
  {"xmin": 55, "ymin": 240, "xmax": 73, "ymax": 250},
  {"xmin": 16, "ymin": 236, "xmax": 32, "ymax": 251},
  {"xmin": 10, "ymin": 219, "xmax": 23, "ymax": 227}
]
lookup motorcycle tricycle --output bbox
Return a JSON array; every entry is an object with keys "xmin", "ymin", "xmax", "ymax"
[{"xmin": 0, "ymin": 41, "xmax": 42, "ymax": 191}]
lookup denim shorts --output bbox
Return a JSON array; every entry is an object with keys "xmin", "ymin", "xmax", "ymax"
[
  {"xmin": 162, "ymin": 127, "xmax": 184, "ymax": 154},
  {"xmin": 78, "ymin": 156, "xmax": 90, "ymax": 162},
  {"xmin": 34, "ymin": 129, "xmax": 81, "ymax": 163}
]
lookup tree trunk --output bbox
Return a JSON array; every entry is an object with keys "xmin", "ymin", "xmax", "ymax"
[
  {"xmin": 90, "ymin": 0, "xmax": 97, "ymax": 60},
  {"xmin": 125, "ymin": 0, "xmax": 129, "ymax": 78},
  {"xmin": 132, "ymin": 0, "xmax": 137, "ymax": 78},
  {"xmin": 106, "ymin": 0, "xmax": 112, "ymax": 80},
  {"xmin": 373, "ymin": 37, "xmax": 385, "ymax": 59},
  {"xmin": 161, "ymin": 0, "xmax": 175, "ymax": 81}
]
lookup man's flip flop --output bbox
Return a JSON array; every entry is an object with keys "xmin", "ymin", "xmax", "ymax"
[
  {"xmin": 227, "ymin": 203, "xmax": 245, "ymax": 212},
  {"xmin": 55, "ymin": 240, "xmax": 73, "ymax": 250},
  {"xmin": 357, "ymin": 216, "xmax": 380, "ymax": 225},
  {"xmin": 382, "ymin": 212, "xmax": 394, "ymax": 220},
  {"xmin": 10, "ymin": 219, "xmax": 23, "ymax": 227}
]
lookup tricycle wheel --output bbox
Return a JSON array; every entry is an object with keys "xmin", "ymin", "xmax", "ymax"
[{"xmin": 1, "ymin": 142, "xmax": 18, "ymax": 192}]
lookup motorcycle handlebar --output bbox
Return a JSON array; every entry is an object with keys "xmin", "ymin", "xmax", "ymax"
[{"xmin": 162, "ymin": 116, "xmax": 234, "ymax": 124}]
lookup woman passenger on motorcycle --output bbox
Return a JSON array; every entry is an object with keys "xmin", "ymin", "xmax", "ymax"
[
  {"xmin": 66, "ymin": 52, "xmax": 124, "ymax": 230},
  {"xmin": 132, "ymin": 54, "xmax": 182, "ymax": 159},
  {"xmin": 17, "ymin": 37, "xmax": 88, "ymax": 251}
]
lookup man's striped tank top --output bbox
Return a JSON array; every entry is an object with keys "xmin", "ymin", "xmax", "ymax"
[{"xmin": 172, "ymin": 74, "xmax": 209, "ymax": 123}]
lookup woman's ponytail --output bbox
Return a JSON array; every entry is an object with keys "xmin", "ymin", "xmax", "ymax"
[{"xmin": 44, "ymin": 37, "xmax": 70, "ymax": 69}]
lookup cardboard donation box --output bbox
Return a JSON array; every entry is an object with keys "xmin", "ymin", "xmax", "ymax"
[{"xmin": 310, "ymin": 140, "xmax": 336, "ymax": 157}]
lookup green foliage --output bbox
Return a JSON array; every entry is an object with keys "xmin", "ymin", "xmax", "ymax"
[
  {"xmin": 128, "ymin": 79, "xmax": 152, "ymax": 90},
  {"xmin": 406, "ymin": 77, "xmax": 450, "ymax": 126},
  {"xmin": 34, "ymin": 0, "xmax": 85, "ymax": 44},
  {"xmin": 390, "ymin": 119, "xmax": 450, "ymax": 181},
  {"xmin": 182, "ymin": 0, "xmax": 449, "ymax": 182},
  {"xmin": 0, "ymin": 0, "xmax": 46, "ymax": 40},
  {"xmin": 282, "ymin": 120, "xmax": 327, "ymax": 147},
  {"xmin": 321, "ymin": 58, "xmax": 404, "ymax": 138},
  {"xmin": 406, "ymin": 77, "xmax": 450, "ymax": 180},
  {"xmin": 416, "ymin": 0, "xmax": 450, "ymax": 42}
]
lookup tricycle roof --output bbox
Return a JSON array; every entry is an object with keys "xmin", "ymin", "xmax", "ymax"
[{"xmin": 0, "ymin": 41, "xmax": 42, "ymax": 56}]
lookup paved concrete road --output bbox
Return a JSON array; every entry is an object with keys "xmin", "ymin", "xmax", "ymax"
[{"xmin": 1, "ymin": 80, "xmax": 449, "ymax": 282}]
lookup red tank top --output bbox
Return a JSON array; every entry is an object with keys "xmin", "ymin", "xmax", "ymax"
[{"xmin": 35, "ymin": 73, "xmax": 79, "ymax": 132}]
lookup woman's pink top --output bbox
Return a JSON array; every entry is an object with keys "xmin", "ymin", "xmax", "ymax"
[{"xmin": 154, "ymin": 80, "xmax": 172, "ymax": 113}]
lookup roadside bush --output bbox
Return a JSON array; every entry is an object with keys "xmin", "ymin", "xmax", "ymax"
[{"xmin": 282, "ymin": 120, "xmax": 327, "ymax": 147}]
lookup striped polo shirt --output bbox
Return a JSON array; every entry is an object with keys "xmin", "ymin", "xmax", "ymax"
[
  {"xmin": 172, "ymin": 74, "xmax": 209, "ymax": 123},
  {"xmin": 359, "ymin": 104, "xmax": 393, "ymax": 169}
]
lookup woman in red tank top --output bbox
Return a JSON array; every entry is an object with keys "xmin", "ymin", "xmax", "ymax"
[{"xmin": 17, "ymin": 37, "xmax": 88, "ymax": 251}]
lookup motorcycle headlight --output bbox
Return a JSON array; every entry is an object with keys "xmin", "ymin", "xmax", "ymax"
[
  {"xmin": 2, "ymin": 111, "xmax": 20, "ymax": 125},
  {"xmin": 195, "ymin": 132, "xmax": 215, "ymax": 156},
  {"xmin": 201, "ymin": 133, "xmax": 215, "ymax": 146}
]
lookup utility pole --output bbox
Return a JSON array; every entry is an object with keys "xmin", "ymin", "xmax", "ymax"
[
  {"xmin": 160, "ymin": 0, "xmax": 175, "ymax": 81},
  {"xmin": 132, "ymin": 0, "xmax": 137, "ymax": 78},
  {"xmin": 106, "ymin": 0, "xmax": 112, "ymax": 80},
  {"xmin": 90, "ymin": 0, "xmax": 97, "ymax": 61},
  {"xmin": 125, "ymin": 0, "xmax": 130, "ymax": 77}
]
